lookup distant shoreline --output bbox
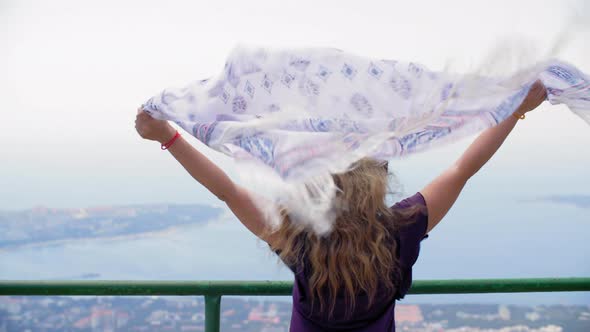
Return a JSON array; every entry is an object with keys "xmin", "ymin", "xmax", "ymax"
[{"xmin": 0, "ymin": 223, "xmax": 200, "ymax": 253}]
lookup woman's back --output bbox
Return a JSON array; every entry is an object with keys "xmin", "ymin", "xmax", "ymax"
[{"xmin": 277, "ymin": 192, "xmax": 429, "ymax": 332}]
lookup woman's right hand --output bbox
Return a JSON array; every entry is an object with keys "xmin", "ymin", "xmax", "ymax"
[{"xmin": 135, "ymin": 107, "xmax": 176, "ymax": 144}]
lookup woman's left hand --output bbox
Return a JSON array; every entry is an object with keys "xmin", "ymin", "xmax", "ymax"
[
  {"xmin": 135, "ymin": 107, "xmax": 176, "ymax": 143},
  {"xmin": 518, "ymin": 80, "xmax": 547, "ymax": 114}
]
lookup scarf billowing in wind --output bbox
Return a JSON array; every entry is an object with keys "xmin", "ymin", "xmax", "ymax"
[{"xmin": 140, "ymin": 45, "xmax": 589, "ymax": 233}]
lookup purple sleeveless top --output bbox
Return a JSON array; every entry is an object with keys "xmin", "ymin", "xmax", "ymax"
[{"xmin": 276, "ymin": 192, "xmax": 429, "ymax": 332}]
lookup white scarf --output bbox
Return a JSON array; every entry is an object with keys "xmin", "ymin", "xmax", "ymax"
[{"xmin": 140, "ymin": 45, "xmax": 589, "ymax": 233}]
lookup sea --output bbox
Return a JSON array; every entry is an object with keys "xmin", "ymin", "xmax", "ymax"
[{"xmin": 0, "ymin": 188, "xmax": 588, "ymax": 306}]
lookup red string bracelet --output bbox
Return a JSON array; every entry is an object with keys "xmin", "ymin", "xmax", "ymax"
[{"xmin": 161, "ymin": 130, "xmax": 181, "ymax": 150}]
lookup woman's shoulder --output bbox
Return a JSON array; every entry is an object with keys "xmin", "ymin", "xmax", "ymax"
[
  {"xmin": 390, "ymin": 192, "xmax": 429, "ymax": 246},
  {"xmin": 389, "ymin": 192, "xmax": 430, "ymax": 299},
  {"xmin": 391, "ymin": 191, "xmax": 428, "ymax": 212}
]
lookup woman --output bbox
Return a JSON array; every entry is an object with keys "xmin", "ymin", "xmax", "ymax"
[{"xmin": 135, "ymin": 80, "xmax": 547, "ymax": 331}]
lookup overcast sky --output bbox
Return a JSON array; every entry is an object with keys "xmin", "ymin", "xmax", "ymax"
[{"xmin": 1, "ymin": 0, "xmax": 588, "ymax": 210}]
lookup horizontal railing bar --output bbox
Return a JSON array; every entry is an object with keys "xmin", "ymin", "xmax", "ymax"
[{"xmin": 0, "ymin": 278, "xmax": 589, "ymax": 296}]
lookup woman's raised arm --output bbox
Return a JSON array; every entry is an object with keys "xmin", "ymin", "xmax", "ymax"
[
  {"xmin": 134, "ymin": 110, "xmax": 273, "ymax": 243},
  {"xmin": 420, "ymin": 81, "xmax": 547, "ymax": 234}
]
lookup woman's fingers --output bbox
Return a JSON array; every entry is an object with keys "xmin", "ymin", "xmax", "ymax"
[
  {"xmin": 534, "ymin": 80, "xmax": 547, "ymax": 98},
  {"xmin": 534, "ymin": 81, "xmax": 547, "ymax": 106},
  {"xmin": 521, "ymin": 80, "xmax": 547, "ymax": 113},
  {"xmin": 137, "ymin": 111, "xmax": 151, "ymax": 121}
]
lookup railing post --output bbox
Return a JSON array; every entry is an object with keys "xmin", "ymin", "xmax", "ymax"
[{"xmin": 205, "ymin": 295, "xmax": 221, "ymax": 332}]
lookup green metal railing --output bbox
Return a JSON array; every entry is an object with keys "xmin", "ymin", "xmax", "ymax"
[{"xmin": 1, "ymin": 278, "xmax": 589, "ymax": 332}]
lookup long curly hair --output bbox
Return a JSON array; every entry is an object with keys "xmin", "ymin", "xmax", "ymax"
[{"xmin": 267, "ymin": 157, "xmax": 419, "ymax": 317}]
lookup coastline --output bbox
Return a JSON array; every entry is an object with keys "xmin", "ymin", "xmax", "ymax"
[
  {"xmin": 0, "ymin": 223, "xmax": 203, "ymax": 254},
  {"xmin": 0, "ymin": 209, "xmax": 236, "ymax": 254}
]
